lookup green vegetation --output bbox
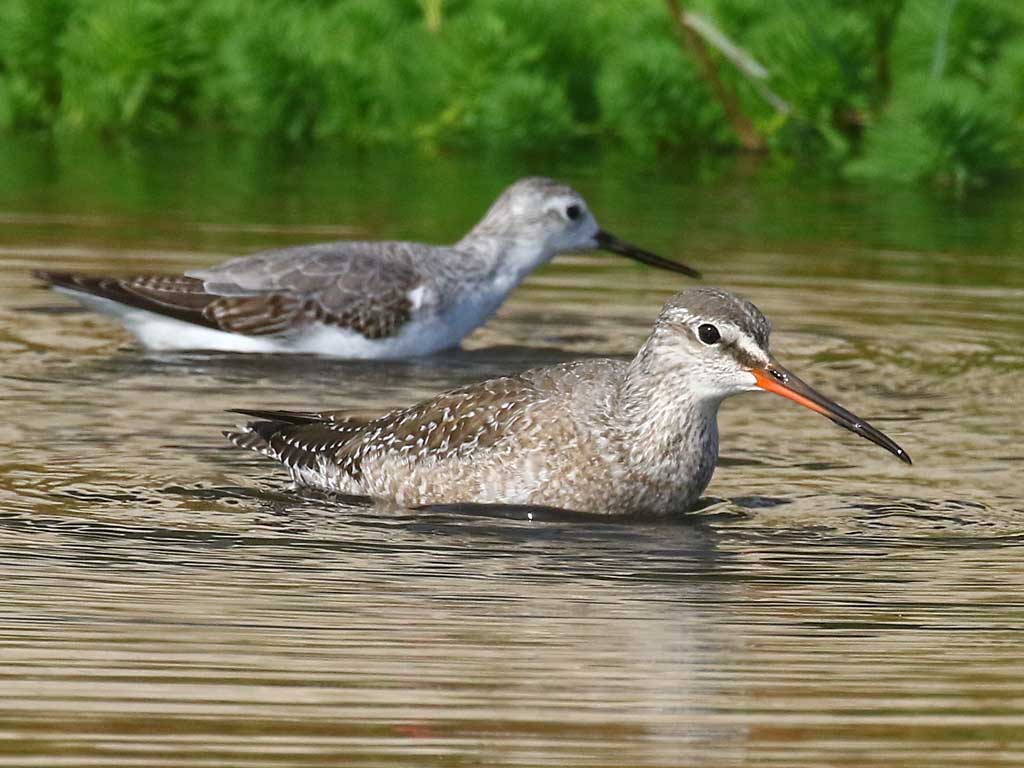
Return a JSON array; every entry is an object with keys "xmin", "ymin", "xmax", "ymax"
[{"xmin": 0, "ymin": 0, "xmax": 1022, "ymax": 192}]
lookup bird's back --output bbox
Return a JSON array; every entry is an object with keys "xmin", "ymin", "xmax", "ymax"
[
  {"xmin": 229, "ymin": 358, "xmax": 630, "ymax": 509},
  {"xmin": 189, "ymin": 240, "xmax": 433, "ymax": 295}
]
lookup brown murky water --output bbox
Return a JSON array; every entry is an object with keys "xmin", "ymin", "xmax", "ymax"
[{"xmin": 1, "ymin": 138, "xmax": 1023, "ymax": 766}]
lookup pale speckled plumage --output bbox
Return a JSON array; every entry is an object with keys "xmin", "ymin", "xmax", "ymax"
[
  {"xmin": 34, "ymin": 177, "xmax": 696, "ymax": 359},
  {"xmin": 227, "ymin": 289, "xmax": 768, "ymax": 515},
  {"xmin": 227, "ymin": 287, "xmax": 912, "ymax": 515}
]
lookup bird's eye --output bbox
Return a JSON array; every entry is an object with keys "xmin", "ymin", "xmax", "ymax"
[
  {"xmin": 697, "ymin": 323, "xmax": 721, "ymax": 345},
  {"xmin": 565, "ymin": 204, "xmax": 582, "ymax": 221}
]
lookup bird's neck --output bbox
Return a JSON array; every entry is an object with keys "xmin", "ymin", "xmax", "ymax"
[
  {"xmin": 615, "ymin": 337, "xmax": 722, "ymax": 513},
  {"xmin": 421, "ymin": 236, "xmax": 554, "ymax": 336},
  {"xmin": 454, "ymin": 234, "xmax": 556, "ymax": 288}
]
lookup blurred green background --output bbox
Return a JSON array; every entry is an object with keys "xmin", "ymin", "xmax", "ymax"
[{"xmin": 1, "ymin": 0, "xmax": 1022, "ymax": 195}]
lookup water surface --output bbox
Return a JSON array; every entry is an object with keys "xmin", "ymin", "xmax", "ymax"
[{"xmin": 1, "ymin": 138, "xmax": 1022, "ymax": 766}]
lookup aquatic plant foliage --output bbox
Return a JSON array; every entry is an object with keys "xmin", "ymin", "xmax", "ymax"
[{"xmin": 0, "ymin": 0, "xmax": 1021, "ymax": 190}]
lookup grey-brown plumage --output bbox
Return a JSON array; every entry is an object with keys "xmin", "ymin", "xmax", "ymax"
[
  {"xmin": 32, "ymin": 177, "xmax": 698, "ymax": 358},
  {"xmin": 226, "ymin": 288, "xmax": 911, "ymax": 516},
  {"xmin": 34, "ymin": 243, "xmax": 430, "ymax": 340}
]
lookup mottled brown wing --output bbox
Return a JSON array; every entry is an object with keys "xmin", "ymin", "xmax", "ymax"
[
  {"xmin": 190, "ymin": 242, "xmax": 433, "ymax": 339},
  {"xmin": 226, "ymin": 414, "xmax": 371, "ymax": 473},
  {"xmin": 330, "ymin": 376, "xmax": 540, "ymax": 480},
  {"xmin": 264, "ymin": 422, "xmax": 370, "ymax": 475},
  {"xmin": 204, "ymin": 282, "xmax": 416, "ymax": 338},
  {"xmin": 34, "ymin": 272, "xmax": 222, "ymax": 329},
  {"xmin": 34, "ymin": 270, "xmax": 417, "ymax": 339},
  {"xmin": 35, "ymin": 271, "xmax": 300, "ymax": 334},
  {"xmin": 228, "ymin": 375, "xmax": 541, "ymax": 480},
  {"xmin": 310, "ymin": 288, "xmax": 413, "ymax": 339}
]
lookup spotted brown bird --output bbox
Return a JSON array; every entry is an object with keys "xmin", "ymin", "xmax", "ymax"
[{"xmin": 226, "ymin": 288, "xmax": 911, "ymax": 515}]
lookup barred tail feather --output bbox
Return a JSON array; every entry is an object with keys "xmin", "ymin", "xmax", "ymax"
[{"xmin": 224, "ymin": 419, "xmax": 291, "ymax": 458}]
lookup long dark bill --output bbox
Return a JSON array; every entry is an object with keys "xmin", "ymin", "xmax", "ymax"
[
  {"xmin": 594, "ymin": 230, "xmax": 701, "ymax": 278},
  {"xmin": 753, "ymin": 359, "xmax": 912, "ymax": 464}
]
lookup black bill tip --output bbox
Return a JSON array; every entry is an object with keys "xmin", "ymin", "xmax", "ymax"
[{"xmin": 594, "ymin": 230, "xmax": 701, "ymax": 279}]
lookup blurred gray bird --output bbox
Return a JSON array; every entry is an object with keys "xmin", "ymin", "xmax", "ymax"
[
  {"xmin": 227, "ymin": 287, "xmax": 911, "ymax": 515},
  {"xmin": 33, "ymin": 177, "xmax": 698, "ymax": 358}
]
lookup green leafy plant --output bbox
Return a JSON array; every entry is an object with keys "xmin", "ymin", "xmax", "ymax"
[
  {"xmin": 0, "ymin": 0, "xmax": 72, "ymax": 129},
  {"xmin": 0, "ymin": 0, "xmax": 1018, "ymax": 193},
  {"xmin": 597, "ymin": 39, "xmax": 730, "ymax": 153},
  {"xmin": 58, "ymin": 0, "xmax": 201, "ymax": 135},
  {"xmin": 850, "ymin": 77, "xmax": 1020, "ymax": 193}
]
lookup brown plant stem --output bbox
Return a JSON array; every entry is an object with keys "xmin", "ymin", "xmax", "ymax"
[
  {"xmin": 872, "ymin": 0, "xmax": 905, "ymax": 113},
  {"xmin": 665, "ymin": 0, "xmax": 765, "ymax": 152}
]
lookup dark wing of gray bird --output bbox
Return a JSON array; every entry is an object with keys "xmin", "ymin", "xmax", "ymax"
[{"xmin": 35, "ymin": 240, "xmax": 433, "ymax": 339}]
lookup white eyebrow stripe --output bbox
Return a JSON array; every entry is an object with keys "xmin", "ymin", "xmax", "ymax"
[{"xmin": 734, "ymin": 332, "xmax": 768, "ymax": 365}]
